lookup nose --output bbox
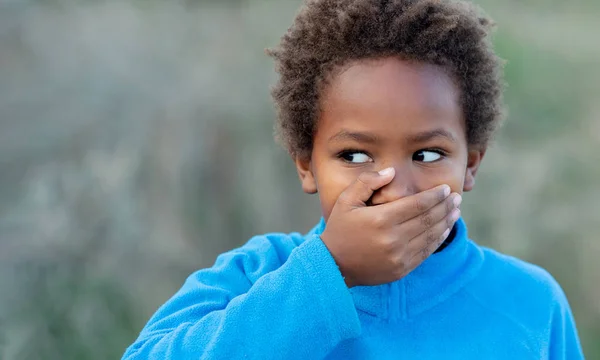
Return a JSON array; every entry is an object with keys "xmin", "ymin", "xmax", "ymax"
[{"xmin": 370, "ymin": 165, "xmax": 418, "ymax": 206}]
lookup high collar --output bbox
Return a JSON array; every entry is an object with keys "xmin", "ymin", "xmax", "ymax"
[{"xmin": 310, "ymin": 217, "xmax": 484, "ymax": 320}]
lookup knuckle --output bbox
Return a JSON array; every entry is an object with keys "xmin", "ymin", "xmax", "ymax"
[
  {"xmin": 370, "ymin": 212, "xmax": 387, "ymax": 228},
  {"xmin": 391, "ymin": 257, "xmax": 406, "ymax": 274},
  {"xmin": 380, "ymin": 234, "xmax": 396, "ymax": 251},
  {"xmin": 392, "ymin": 266, "xmax": 405, "ymax": 279},
  {"xmin": 414, "ymin": 198, "xmax": 425, "ymax": 212},
  {"xmin": 337, "ymin": 192, "xmax": 349, "ymax": 204},
  {"xmin": 357, "ymin": 172, "xmax": 373, "ymax": 186},
  {"xmin": 390, "ymin": 255, "xmax": 401, "ymax": 267},
  {"xmin": 336, "ymin": 192, "xmax": 353, "ymax": 207},
  {"xmin": 425, "ymin": 228, "xmax": 437, "ymax": 245},
  {"xmin": 420, "ymin": 210, "xmax": 433, "ymax": 228},
  {"xmin": 420, "ymin": 247, "xmax": 429, "ymax": 261}
]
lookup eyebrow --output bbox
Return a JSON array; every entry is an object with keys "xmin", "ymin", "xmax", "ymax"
[
  {"xmin": 329, "ymin": 128, "xmax": 457, "ymax": 144},
  {"xmin": 328, "ymin": 130, "xmax": 379, "ymax": 144},
  {"xmin": 407, "ymin": 128, "xmax": 457, "ymax": 144}
]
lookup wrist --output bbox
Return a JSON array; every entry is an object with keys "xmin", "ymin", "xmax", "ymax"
[{"xmin": 344, "ymin": 276, "xmax": 356, "ymax": 288}]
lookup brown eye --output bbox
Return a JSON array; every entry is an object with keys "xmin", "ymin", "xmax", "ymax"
[
  {"xmin": 413, "ymin": 150, "xmax": 442, "ymax": 163},
  {"xmin": 340, "ymin": 151, "xmax": 373, "ymax": 164}
]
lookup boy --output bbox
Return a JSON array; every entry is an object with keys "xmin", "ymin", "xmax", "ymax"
[{"xmin": 122, "ymin": 0, "xmax": 584, "ymax": 358}]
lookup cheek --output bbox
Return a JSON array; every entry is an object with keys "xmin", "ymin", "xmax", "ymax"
[
  {"xmin": 315, "ymin": 167, "xmax": 361, "ymax": 220},
  {"xmin": 416, "ymin": 162, "xmax": 466, "ymax": 195}
]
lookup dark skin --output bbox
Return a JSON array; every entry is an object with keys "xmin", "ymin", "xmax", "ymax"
[{"xmin": 295, "ymin": 57, "xmax": 486, "ymax": 288}]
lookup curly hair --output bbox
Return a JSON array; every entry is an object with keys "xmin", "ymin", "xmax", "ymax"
[{"xmin": 267, "ymin": 0, "xmax": 504, "ymax": 159}]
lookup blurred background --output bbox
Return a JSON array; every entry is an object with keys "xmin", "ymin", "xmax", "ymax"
[{"xmin": 0, "ymin": 0, "xmax": 599, "ymax": 359}]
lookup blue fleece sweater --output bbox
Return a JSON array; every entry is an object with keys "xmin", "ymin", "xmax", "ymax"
[{"xmin": 122, "ymin": 218, "xmax": 584, "ymax": 359}]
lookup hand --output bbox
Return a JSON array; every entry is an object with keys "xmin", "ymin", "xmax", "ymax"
[{"xmin": 320, "ymin": 168, "xmax": 461, "ymax": 288}]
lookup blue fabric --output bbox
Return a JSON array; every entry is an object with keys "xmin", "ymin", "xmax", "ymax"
[{"xmin": 122, "ymin": 218, "xmax": 584, "ymax": 359}]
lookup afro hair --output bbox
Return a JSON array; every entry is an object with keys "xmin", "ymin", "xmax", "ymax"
[{"xmin": 268, "ymin": 0, "xmax": 505, "ymax": 159}]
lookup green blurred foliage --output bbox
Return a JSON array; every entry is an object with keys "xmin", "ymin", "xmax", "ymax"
[{"xmin": 0, "ymin": 0, "xmax": 598, "ymax": 359}]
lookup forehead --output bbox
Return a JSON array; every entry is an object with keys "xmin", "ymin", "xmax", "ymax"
[{"xmin": 318, "ymin": 57, "xmax": 465, "ymax": 139}]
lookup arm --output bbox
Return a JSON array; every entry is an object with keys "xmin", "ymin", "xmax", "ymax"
[{"xmin": 122, "ymin": 234, "xmax": 361, "ymax": 360}]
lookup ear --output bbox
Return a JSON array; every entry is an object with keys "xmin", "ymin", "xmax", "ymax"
[
  {"xmin": 463, "ymin": 147, "xmax": 486, "ymax": 192},
  {"xmin": 294, "ymin": 156, "xmax": 317, "ymax": 194}
]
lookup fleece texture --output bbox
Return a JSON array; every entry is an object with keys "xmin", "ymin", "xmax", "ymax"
[{"xmin": 122, "ymin": 218, "xmax": 584, "ymax": 359}]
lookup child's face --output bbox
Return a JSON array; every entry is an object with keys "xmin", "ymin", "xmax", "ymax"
[{"xmin": 295, "ymin": 57, "xmax": 485, "ymax": 221}]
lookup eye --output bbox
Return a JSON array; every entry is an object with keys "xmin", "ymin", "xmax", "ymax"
[
  {"xmin": 339, "ymin": 151, "xmax": 373, "ymax": 164},
  {"xmin": 413, "ymin": 150, "xmax": 443, "ymax": 163}
]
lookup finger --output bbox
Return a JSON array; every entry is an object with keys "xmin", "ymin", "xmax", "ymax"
[
  {"xmin": 394, "ymin": 193, "xmax": 461, "ymax": 240},
  {"xmin": 406, "ymin": 207, "xmax": 460, "ymax": 266},
  {"xmin": 336, "ymin": 168, "xmax": 396, "ymax": 208},
  {"xmin": 377, "ymin": 184, "xmax": 452, "ymax": 224}
]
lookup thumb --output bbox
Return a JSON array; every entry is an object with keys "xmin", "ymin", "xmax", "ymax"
[{"xmin": 337, "ymin": 167, "xmax": 395, "ymax": 207}]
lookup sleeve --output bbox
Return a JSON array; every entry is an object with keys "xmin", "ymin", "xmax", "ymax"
[
  {"xmin": 121, "ymin": 234, "xmax": 361, "ymax": 360},
  {"xmin": 549, "ymin": 284, "xmax": 585, "ymax": 360}
]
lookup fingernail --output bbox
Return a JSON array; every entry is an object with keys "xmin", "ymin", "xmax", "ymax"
[
  {"xmin": 451, "ymin": 208, "xmax": 461, "ymax": 222},
  {"xmin": 442, "ymin": 185, "xmax": 451, "ymax": 197},
  {"xmin": 453, "ymin": 194, "xmax": 462, "ymax": 208},
  {"xmin": 378, "ymin": 167, "xmax": 394, "ymax": 176},
  {"xmin": 442, "ymin": 228, "xmax": 450, "ymax": 239}
]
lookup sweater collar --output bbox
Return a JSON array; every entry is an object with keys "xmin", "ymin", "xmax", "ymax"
[{"xmin": 311, "ymin": 217, "xmax": 484, "ymax": 320}]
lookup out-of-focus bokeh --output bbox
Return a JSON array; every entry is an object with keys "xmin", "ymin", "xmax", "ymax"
[{"xmin": 1, "ymin": 0, "xmax": 599, "ymax": 358}]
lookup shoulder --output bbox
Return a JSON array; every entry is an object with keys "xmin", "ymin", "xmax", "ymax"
[
  {"xmin": 462, "ymin": 245, "xmax": 581, "ymax": 356},
  {"xmin": 466, "ymin": 245, "xmax": 570, "ymax": 326},
  {"xmin": 479, "ymin": 247, "xmax": 567, "ymax": 303},
  {"xmin": 210, "ymin": 228, "xmax": 309, "ymax": 283}
]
